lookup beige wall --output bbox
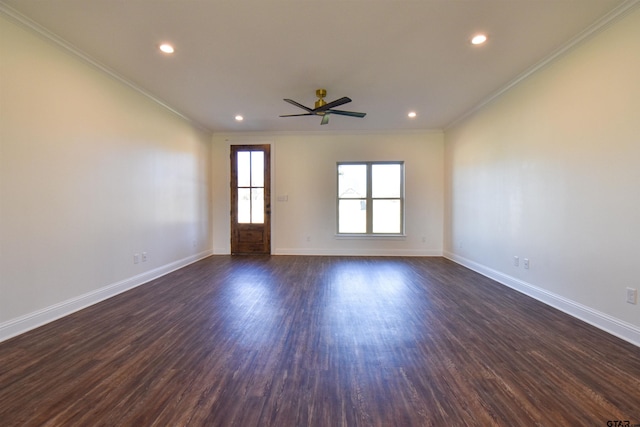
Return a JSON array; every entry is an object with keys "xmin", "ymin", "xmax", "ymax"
[
  {"xmin": 444, "ymin": 7, "xmax": 640, "ymax": 345},
  {"xmin": 212, "ymin": 131, "xmax": 444, "ymax": 256},
  {"xmin": 0, "ymin": 15, "xmax": 213, "ymax": 339}
]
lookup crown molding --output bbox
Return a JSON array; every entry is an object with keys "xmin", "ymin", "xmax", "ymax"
[
  {"xmin": 0, "ymin": 2, "xmax": 212, "ymax": 133},
  {"xmin": 445, "ymin": 0, "xmax": 640, "ymax": 130}
]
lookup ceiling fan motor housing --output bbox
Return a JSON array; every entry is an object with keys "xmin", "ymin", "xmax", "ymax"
[{"xmin": 315, "ymin": 89, "xmax": 327, "ymax": 109}]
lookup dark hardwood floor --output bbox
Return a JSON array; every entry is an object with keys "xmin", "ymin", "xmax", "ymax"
[{"xmin": 1, "ymin": 256, "xmax": 639, "ymax": 426}]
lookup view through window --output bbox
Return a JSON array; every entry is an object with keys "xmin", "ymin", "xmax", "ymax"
[{"xmin": 337, "ymin": 161, "xmax": 404, "ymax": 234}]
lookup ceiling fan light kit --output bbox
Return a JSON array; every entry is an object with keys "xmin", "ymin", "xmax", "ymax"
[{"xmin": 280, "ymin": 89, "xmax": 366, "ymax": 125}]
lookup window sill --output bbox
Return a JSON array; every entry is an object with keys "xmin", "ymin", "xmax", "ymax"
[{"xmin": 334, "ymin": 234, "xmax": 406, "ymax": 240}]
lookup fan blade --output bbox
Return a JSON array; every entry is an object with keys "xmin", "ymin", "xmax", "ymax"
[
  {"xmin": 328, "ymin": 109, "xmax": 366, "ymax": 118},
  {"xmin": 320, "ymin": 113, "xmax": 330, "ymax": 125},
  {"xmin": 283, "ymin": 99, "xmax": 314, "ymax": 113},
  {"xmin": 279, "ymin": 113, "xmax": 314, "ymax": 117},
  {"xmin": 314, "ymin": 97, "xmax": 351, "ymax": 113}
]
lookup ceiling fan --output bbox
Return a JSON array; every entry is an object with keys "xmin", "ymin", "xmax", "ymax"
[{"xmin": 280, "ymin": 89, "xmax": 366, "ymax": 125}]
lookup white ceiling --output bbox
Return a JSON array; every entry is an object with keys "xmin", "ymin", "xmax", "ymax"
[{"xmin": 1, "ymin": 0, "xmax": 634, "ymax": 133}]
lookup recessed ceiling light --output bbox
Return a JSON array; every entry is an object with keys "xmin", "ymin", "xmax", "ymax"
[
  {"xmin": 471, "ymin": 34, "xmax": 487, "ymax": 45},
  {"xmin": 408, "ymin": 111, "xmax": 417, "ymax": 118},
  {"xmin": 235, "ymin": 115, "xmax": 244, "ymax": 122},
  {"xmin": 159, "ymin": 43, "xmax": 175, "ymax": 54}
]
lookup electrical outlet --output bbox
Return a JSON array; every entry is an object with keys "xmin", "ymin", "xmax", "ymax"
[
  {"xmin": 627, "ymin": 288, "xmax": 637, "ymax": 305},
  {"xmin": 133, "ymin": 254, "xmax": 140, "ymax": 264},
  {"xmin": 513, "ymin": 256, "xmax": 519, "ymax": 267},
  {"xmin": 523, "ymin": 258, "xmax": 530, "ymax": 269},
  {"xmin": 142, "ymin": 252, "xmax": 148, "ymax": 262}
]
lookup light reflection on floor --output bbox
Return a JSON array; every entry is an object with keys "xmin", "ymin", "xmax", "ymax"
[
  {"xmin": 324, "ymin": 259, "xmax": 421, "ymax": 348},
  {"xmin": 218, "ymin": 258, "xmax": 429, "ymax": 358},
  {"xmin": 223, "ymin": 269, "xmax": 280, "ymax": 348}
]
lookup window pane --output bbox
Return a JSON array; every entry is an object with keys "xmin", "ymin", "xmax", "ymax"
[
  {"xmin": 373, "ymin": 199, "xmax": 401, "ymax": 233},
  {"xmin": 237, "ymin": 152, "xmax": 251, "ymax": 187},
  {"xmin": 238, "ymin": 188, "xmax": 251, "ymax": 223},
  {"xmin": 372, "ymin": 164, "xmax": 401, "ymax": 198},
  {"xmin": 251, "ymin": 151, "xmax": 264, "ymax": 187},
  {"xmin": 338, "ymin": 164, "xmax": 367, "ymax": 198},
  {"xmin": 339, "ymin": 199, "xmax": 366, "ymax": 233},
  {"xmin": 252, "ymin": 188, "xmax": 264, "ymax": 224}
]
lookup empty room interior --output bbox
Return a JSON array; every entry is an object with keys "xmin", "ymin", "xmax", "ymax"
[{"xmin": 1, "ymin": 0, "xmax": 639, "ymax": 425}]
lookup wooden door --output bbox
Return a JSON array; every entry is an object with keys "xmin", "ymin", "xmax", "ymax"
[{"xmin": 230, "ymin": 145, "xmax": 271, "ymax": 255}]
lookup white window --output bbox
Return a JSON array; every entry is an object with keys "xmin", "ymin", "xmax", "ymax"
[{"xmin": 337, "ymin": 162, "xmax": 404, "ymax": 234}]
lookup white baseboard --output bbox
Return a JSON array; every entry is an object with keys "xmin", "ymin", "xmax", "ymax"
[
  {"xmin": 274, "ymin": 248, "xmax": 443, "ymax": 256},
  {"xmin": 0, "ymin": 250, "xmax": 213, "ymax": 343},
  {"xmin": 444, "ymin": 251, "xmax": 640, "ymax": 348},
  {"xmin": 215, "ymin": 247, "xmax": 442, "ymax": 256}
]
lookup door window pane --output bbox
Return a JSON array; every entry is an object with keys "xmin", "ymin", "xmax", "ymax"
[
  {"xmin": 338, "ymin": 164, "xmax": 367, "ymax": 198},
  {"xmin": 372, "ymin": 164, "xmax": 401, "ymax": 198},
  {"xmin": 252, "ymin": 188, "xmax": 264, "ymax": 224},
  {"xmin": 251, "ymin": 151, "xmax": 264, "ymax": 187},
  {"xmin": 237, "ymin": 152, "xmax": 251, "ymax": 187},
  {"xmin": 238, "ymin": 188, "xmax": 251, "ymax": 223},
  {"xmin": 372, "ymin": 200, "xmax": 401, "ymax": 233},
  {"xmin": 339, "ymin": 199, "xmax": 366, "ymax": 233}
]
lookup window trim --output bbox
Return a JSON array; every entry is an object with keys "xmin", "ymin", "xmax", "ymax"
[{"xmin": 336, "ymin": 161, "xmax": 405, "ymax": 236}]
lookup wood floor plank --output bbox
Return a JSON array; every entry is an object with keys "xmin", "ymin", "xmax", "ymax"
[{"xmin": 0, "ymin": 256, "xmax": 639, "ymax": 426}]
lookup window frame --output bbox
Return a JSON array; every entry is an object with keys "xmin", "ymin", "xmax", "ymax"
[{"xmin": 336, "ymin": 161, "xmax": 405, "ymax": 236}]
